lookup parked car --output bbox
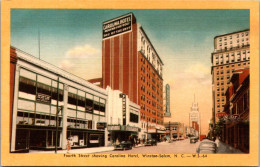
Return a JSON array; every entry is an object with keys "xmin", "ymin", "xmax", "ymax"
[
  {"xmin": 190, "ymin": 137, "xmax": 197, "ymax": 143},
  {"xmin": 145, "ymin": 139, "xmax": 157, "ymax": 146},
  {"xmin": 196, "ymin": 139, "xmax": 217, "ymax": 153},
  {"xmin": 114, "ymin": 141, "xmax": 132, "ymax": 150}
]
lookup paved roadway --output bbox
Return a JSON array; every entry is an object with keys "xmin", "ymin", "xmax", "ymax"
[{"xmin": 104, "ymin": 139, "xmax": 201, "ymax": 153}]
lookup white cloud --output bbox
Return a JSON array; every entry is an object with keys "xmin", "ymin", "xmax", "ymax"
[
  {"xmin": 65, "ymin": 44, "xmax": 100, "ymax": 58},
  {"xmin": 58, "ymin": 44, "xmax": 102, "ymax": 80},
  {"xmin": 59, "ymin": 60, "xmax": 74, "ymax": 71}
]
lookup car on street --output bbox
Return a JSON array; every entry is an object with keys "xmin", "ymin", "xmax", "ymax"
[
  {"xmin": 190, "ymin": 137, "xmax": 197, "ymax": 143},
  {"xmin": 145, "ymin": 139, "xmax": 157, "ymax": 146},
  {"xmin": 196, "ymin": 139, "xmax": 217, "ymax": 153},
  {"xmin": 114, "ymin": 141, "xmax": 132, "ymax": 150}
]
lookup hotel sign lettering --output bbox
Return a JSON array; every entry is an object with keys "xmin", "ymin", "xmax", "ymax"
[{"xmin": 103, "ymin": 14, "xmax": 132, "ymax": 39}]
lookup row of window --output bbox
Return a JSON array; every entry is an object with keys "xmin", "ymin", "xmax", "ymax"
[
  {"xmin": 219, "ymin": 38, "xmax": 249, "ymax": 46},
  {"xmin": 216, "ymin": 75, "xmax": 230, "ymax": 81},
  {"xmin": 218, "ymin": 32, "xmax": 249, "ymax": 42},
  {"xmin": 215, "ymin": 61, "xmax": 250, "ymax": 69},
  {"xmin": 140, "ymin": 39, "xmax": 162, "ymax": 76},
  {"xmin": 19, "ymin": 76, "xmax": 106, "ymax": 114},
  {"xmin": 215, "ymin": 50, "xmax": 250, "ymax": 59}
]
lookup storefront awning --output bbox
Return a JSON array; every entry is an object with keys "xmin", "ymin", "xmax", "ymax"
[
  {"xmin": 146, "ymin": 129, "xmax": 166, "ymax": 134},
  {"xmin": 107, "ymin": 125, "xmax": 140, "ymax": 132}
]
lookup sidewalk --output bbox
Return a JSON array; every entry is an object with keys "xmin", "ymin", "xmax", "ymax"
[
  {"xmin": 29, "ymin": 143, "xmax": 148, "ymax": 153},
  {"xmin": 217, "ymin": 141, "xmax": 243, "ymax": 153},
  {"xmin": 29, "ymin": 146, "xmax": 114, "ymax": 154}
]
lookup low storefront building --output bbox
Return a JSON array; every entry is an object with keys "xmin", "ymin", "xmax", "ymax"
[
  {"xmin": 222, "ymin": 68, "xmax": 249, "ymax": 153},
  {"xmin": 10, "ymin": 47, "xmax": 108, "ymax": 152},
  {"xmin": 106, "ymin": 87, "xmax": 140, "ymax": 145}
]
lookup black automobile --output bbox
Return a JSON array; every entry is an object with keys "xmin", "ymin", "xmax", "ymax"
[
  {"xmin": 190, "ymin": 137, "xmax": 197, "ymax": 143},
  {"xmin": 145, "ymin": 139, "xmax": 157, "ymax": 146},
  {"xmin": 114, "ymin": 141, "xmax": 132, "ymax": 150}
]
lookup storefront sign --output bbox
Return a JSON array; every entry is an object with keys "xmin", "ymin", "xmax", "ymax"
[
  {"xmin": 103, "ymin": 14, "xmax": 132, "ymax": 39},
  {"xmin": 125, "ymin": 126, "xmax": 139, "ymax": 132},
  {"xmin": 36, "ymin": 93, "xmax": 51, "ymax": 103},
  {"xmin": 107, "ymin": 125, "xmax": 121, "ymax": 131},
  {"xmin": 120, "ymin": 93, "xmax": 127, "ymax": 125},
  {"xmin": 223, "ymin": 114, "xmax": 241, "ymax": 124},
  {"xmin": 216, "ymin": 112, "xmax": 227, "ymax": 118},
  {"xmin": 97, "ymin": 122, "xmax": 107, "ymax": 130}
]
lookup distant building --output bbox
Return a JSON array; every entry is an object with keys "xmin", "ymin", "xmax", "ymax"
[
  {"xmin": 164, "ymin": 122, "xmax": 185, "ymax": 140},
  {"xmin": 211, "ymin": 29, "xmax": 250, "ymax": 124},
  {"xmin": 164, "ymin": 84, "xmax": 171, "ymax": 117},
  {"xmin": 189, "ymin": 96, "xmax": 201, "ymax": 136}
]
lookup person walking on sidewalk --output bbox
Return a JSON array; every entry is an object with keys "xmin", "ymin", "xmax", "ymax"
[{"xmin": 215, "ymin": 136, "xmax": 220, "ymax": 148}]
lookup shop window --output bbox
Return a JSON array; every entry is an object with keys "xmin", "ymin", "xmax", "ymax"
[
  {"xmin": 68, "ymin": 93, "xmax": 77, "ymax": 105},
  {"xmin": 93, "ymin": 101, "xmax": 100, "ymax": 111},
  {"xmin": 130, "ymin": 113, "xmax": 139, "ymax": 123},
  {"xmin": 51, "ymin": 88, "xmax": 64, "ymax": 102},
  {"xmin": 100, "ymin": 103, "xmax": 106, "ymax": 113},
  {"xmin": 77, "ymin": 96, "xmax": 85, "ymax": 108},
  {"xmin": 86, "ymin": 98, "xmax": 93, "ymax": 113},
  {"xmin": 19, "ymin": 77, "xmax": 36, "ymax": 95}
]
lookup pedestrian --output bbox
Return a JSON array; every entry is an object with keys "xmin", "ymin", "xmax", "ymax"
[
  {"xmin": 67, "ymin": 139, "xmax": 71, "ymax": 153},
  {"xmin": 215, "ymin": 136, "xmax": 220, "ymax": 147}
]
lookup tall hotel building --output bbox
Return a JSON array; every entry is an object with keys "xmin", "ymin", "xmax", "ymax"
[
  {"xmin": 102, "ymin": 13, "xmax": 164, "ymax": 139},
  {"xmin": 211, "ymin": 29, "xmax": 250, "ymax": 124}
]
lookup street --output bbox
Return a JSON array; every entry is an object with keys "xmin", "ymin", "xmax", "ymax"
[{"xmin": 105, "ymin": 139, "xmax": 200, "ymax": 153}]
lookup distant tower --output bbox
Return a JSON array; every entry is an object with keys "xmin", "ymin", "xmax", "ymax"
[
  {"xmin": 164, "ymin": 84, "xmax": 171, "ymax": 117},
  {"xmin": 189, "ymin": 94, "xmax": 201, "ymax": 135}
]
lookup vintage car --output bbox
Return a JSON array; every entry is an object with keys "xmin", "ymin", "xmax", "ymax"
[
  {"xmin": 190, "ymin": 137, "xmax": 197, "ymax": 143},
  {"xmin": 196, "ymin": 139, "xmax": 217, "ymax": 153},
  {"xmin": 145, "ymin": 139, "xmax": 157, "ymax": 146},
  {"xmin": 114, "ymin": 141, "xmax": 132, "ymax": 150}
]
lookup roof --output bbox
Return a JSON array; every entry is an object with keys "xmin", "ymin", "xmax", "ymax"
[{"xmin": 214, "ymin": 29, "xmax": 250, "ymax": 39}]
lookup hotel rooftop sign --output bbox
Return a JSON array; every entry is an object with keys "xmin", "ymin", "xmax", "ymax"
[{"xmin": 103, "ymin": 13, "xmax": 135, "ymax": 39}]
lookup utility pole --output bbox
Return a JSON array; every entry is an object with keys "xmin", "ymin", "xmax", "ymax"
[{"xmin": 55, "ymin": 77, "xmax": 60, "ymax": 153}]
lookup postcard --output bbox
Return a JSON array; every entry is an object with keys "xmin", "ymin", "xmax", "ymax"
[{"xmin": 1, "ymin": 0, "xmax": 259, "ymax": 166}]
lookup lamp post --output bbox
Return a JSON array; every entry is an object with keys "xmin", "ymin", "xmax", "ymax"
[{"xmin": 146, "ymin": 118, "xmax": 149, "ymax": 141}]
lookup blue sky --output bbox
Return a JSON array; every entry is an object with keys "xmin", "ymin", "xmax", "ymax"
[{"xmin": 11, "ymin": 9, "xmax": 249, "ymax": 133}]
